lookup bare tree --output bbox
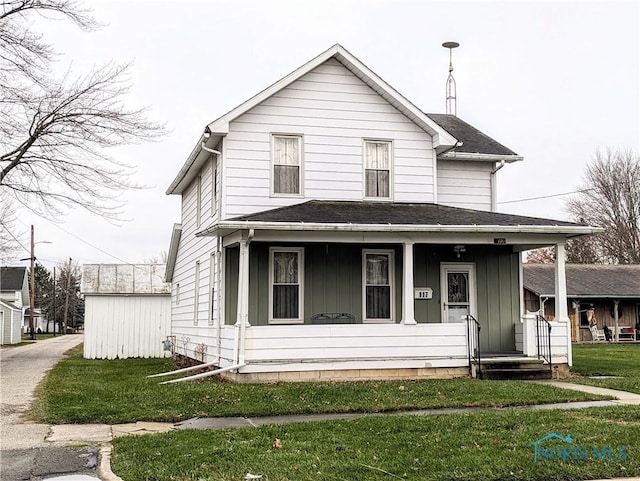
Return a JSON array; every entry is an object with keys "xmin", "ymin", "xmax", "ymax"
[
  {"xmin": 566, "ymin": 148, "xmax": 640, "ymax": 264},
  {"xmin": 525, "ymin": 247, "xmax": 554, "ymax": 264},
  {"xmin": 0, "ymin": 189, "xmax": 24, "ymax": 262},
  {"xmin": 0, "ymin": 1, "xmax": 164, "ymax": 225}
]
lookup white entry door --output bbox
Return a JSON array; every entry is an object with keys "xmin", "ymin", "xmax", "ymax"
[{"xmin": 440, "ymin": 263, "xmax": 477, "ymax": 323}]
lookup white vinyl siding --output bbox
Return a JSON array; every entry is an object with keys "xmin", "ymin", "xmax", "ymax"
[
  {"xmin": 211, "ymin": 160, "xmax": 218, "ymax": 217},
  {"xmin": 224, "ymin": 58, "xmax": 435, "ymax": 217},
  {"xmin": 364, "ymin": 140, "xmax": 392, "ymax": 199},
  {"xmin": 196, "ymin": 175, "xmax": 202, "ymax": 228},
  {"xmin": 437, "ymin": 160, "xmax": 492, "ymax": 211},
  {"xmin": 363, "ymin": 249, "xmax": 394, "ymax": 323},
  {"xmin": 269, "ymin": 247, "xmax": 304, "ymax": 324},
  {"xmin": 272, "ymin": 135, "xmax": 303, "ymax": 196}
]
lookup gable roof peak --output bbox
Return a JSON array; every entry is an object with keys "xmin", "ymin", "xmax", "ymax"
[{"xmin": 167, "ymin": 44, "xmax": 457, "ymax": 195}]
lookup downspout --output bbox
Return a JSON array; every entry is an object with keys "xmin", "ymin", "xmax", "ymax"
[{"xmin": 490, "ymin": 160, "xmax": 505, "ymax": 212}]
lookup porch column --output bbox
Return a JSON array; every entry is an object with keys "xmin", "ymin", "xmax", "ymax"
[
  {"xmin": 235, "ymin": 237, "xmax": 251, "ymax": 365},
  {"xmin": 555, "ymin": 242, "xmax": 572, "ymax": 365},
  {"xmin": 401, "ymin": 242, "xmax": 417, "ymax": 325}
]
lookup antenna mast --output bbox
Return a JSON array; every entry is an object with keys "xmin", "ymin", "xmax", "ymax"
[{"xmin": 442, "ymin": 41, "xmax": 460, "ymax": 116}]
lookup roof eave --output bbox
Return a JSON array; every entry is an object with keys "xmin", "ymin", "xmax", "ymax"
[
  {"xmin": 439, "ymin": 152, "xmax": 524, "ymax": 163},
  {"xmin": 165, "ymin": 223, "xmax": 182, "ymax": 282},
  {"xmin": 197, "ymin": 221, "xmax": 601, "ymax": 237}
]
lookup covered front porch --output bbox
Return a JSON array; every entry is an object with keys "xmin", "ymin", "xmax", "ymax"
[{"xmin": 198, "ymin": 200, "xmax": 597, "ymax": 381}]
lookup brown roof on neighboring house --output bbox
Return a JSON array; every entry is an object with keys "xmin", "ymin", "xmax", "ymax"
[
  {"xmin": 229, "ymin": 200, "xmax": 582, "ymax": 227},
  {"xmin": 523, "ymin": 264, "xmax": 640, "ymax": 298},
  {"xmin": 0, "ymin": 266, "xmax": 27, "ymax": 292}
]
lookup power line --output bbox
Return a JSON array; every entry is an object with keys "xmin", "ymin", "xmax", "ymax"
[{"xmin": 498, "ymin": 187, "xmax": 593, "ymax": 205}]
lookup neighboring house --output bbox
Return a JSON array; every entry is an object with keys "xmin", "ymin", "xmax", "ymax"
[
  {"xmin": 81, "ymin": 264, "xmax": 172, "ymax": 359},
  {"xmin": 524, "ymin": 263, "xmax": 640, "ymax": 342},
  {"xmin": 165, "ymin": 44, "xmax": 599, "ymax": 381},
  {"xmin": 0, "ymin": 266, "xmax": 28, "ymax": 344}
]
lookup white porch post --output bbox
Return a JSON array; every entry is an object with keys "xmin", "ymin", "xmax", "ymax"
[
  {"xmin": 613, "ymin": 299, "xmax": 620, "ymax": 342},
  {"xmin": 235, "ymin": 238, "xmax": 251, "ymax": 364},
  {"xmin": 555, "ymin": 242, "xmax": 572, "ymax": 366},
  {"xmin": 401, "ymin": 242, "xmax": 417, "ymax": 325}
]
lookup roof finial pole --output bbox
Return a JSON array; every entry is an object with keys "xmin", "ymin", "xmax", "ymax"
[{"xmin": 442, "ymin": 41, "xmax": 460, "ymax": 116}]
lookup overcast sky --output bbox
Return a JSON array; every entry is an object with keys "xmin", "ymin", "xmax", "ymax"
[{"xmin": 8, "ymin": 0, "xmax": 640, "ymax": 270}]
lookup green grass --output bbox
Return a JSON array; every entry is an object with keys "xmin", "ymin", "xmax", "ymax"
[
  {"xmin": 570, "ymin": 343, "xmax": 640, "ymax": 394},
  {"xmin": 30, "ymin": 346, "xmax": 606, "ymax": 424},
  {"xmin": 112, "ymin": 406, "xmax": 640, "ymax": 481}
]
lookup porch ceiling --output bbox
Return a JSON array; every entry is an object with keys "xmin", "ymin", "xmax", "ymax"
[{"xmin": 197, "ymin": 201, "xmax": 601, "ymax": 239}]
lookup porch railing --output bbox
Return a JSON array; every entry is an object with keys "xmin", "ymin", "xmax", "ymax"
[
  {"xmin": 535, "ymin": 314, "xmax": 552, "ymax": 376},
  {"xmin": 465, "ymin": 314, "xmax": 482, "ymax": 380}
]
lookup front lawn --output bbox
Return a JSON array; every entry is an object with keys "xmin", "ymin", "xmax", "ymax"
[
  {"xmin": 31, "ymin": 346, "xmax": 606, "ymax": 424},
  {"xmin": 570, "ymin": 343, "xmax": 640, "ymax": 394},
  {"xmin": 112, "ymin": 406, "xmax": 640, "ymax": 481}
]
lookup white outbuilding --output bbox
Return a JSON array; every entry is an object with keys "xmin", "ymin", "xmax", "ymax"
[{"xmin": 81, "ymin": 264, "xmax": 171, "ymax": 359}]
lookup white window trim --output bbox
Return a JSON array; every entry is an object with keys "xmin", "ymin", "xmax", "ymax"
[
  {"xmin": 175, "ymin": 283, "xmax": 180, "ymax": 305},
  {"xmin": 196, "ymin": 174, "xmax": 202, "ymax": 228},
  {"xmin": 268, "ymin": 247, "xmax": 304, "ymax": 324},
  {"xmin": 362, "ymin": 249, "xmax": 395, "ymax": 323},
  {"xmin": 439, "ymin": 262, "xmax": 477, "ymax": 323},
  {"xmin": 211, "ymin": 160, "xmax": 217, "ymax": 217},
  {"xmin": 208, "ymin": 252, "xmax": 216, "ymax": 326},
  {"xmin": 271, "ymin": 134, "xmax": 304, "ymax": 198},
  {"xmin": 363, "ymin": 139, "xmax": 393, "ymax": 201},
  {"xmin": 193, "ymin": 261, "xmax": 200, "ymax": 325}
]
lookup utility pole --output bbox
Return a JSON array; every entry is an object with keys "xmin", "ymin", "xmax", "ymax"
[
  {"xmin": 52, "ymin": 266, "xmax": 56, "ymax": 337},
  {"xmin": 62, "ymin": 258, "xmax": 72, "ymax": 335},
  {"xmin": 29, "ymin": 225, "xmax": 36, "ymax": 340}
]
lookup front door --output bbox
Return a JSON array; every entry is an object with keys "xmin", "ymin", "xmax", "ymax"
[{"xmin": 441, "ymin": 263, "xmax": 477, "ymax": 323}]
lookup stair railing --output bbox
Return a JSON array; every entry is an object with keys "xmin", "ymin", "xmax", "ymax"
[
  {"xmin": 465, "ymin": 314, "xmax": 482, "ymax": 379},
  {"xmin": 535, "ymin": 314, "xmax": 553, "ymax": 376}
]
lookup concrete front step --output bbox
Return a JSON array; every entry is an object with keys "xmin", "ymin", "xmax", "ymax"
[{"xmin": 475, "ymin": 357, "xmax": 552, "ymax": 380}]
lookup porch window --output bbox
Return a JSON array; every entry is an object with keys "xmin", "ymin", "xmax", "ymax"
[
  {"xmin": 269, "ymin": 248, "xmax": 304, "ymax": 323},
  {"xmin": 363, "ymin": 250, "xmax": 394, "ymax": 322},
  {"xmin": 272, "ymin": 135, "xmax": 302, "ymax": 195},
  {"xmin": 364, "ymin": 140, "xmax": 391, "ymax": 199}
]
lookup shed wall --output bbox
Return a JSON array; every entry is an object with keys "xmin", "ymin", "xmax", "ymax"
[{"xmin": 83, "ymin": 295, "xmax": 171, "ymax": 359}]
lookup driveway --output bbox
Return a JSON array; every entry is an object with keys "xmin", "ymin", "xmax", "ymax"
[{"xmin": 0, "ymin": 335, "xmax": 101, "ymax": 480}]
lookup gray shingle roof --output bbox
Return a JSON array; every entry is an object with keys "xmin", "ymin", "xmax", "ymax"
[
  {"xmin": 229, "ymin": 200, "xmax": 582, "ymax": 227},
  {"xmin": 523, "ymin": 264, "xmax": 640, "ymax": 298},
  {"xmin": 0, "ymin": 266, "xmax": 27, "ymax": 292},
  {"xmin": 427, "ymin": 113, "xmax": 519, "ymax": 157}
]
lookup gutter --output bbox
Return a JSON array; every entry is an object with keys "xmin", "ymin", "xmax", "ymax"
[
  {"xmin": 439, "ymin": 152, "xmax": 524, "ymax": 162},
  {"xmin": 197, "ymin": 221, "xmax": 603, "ymax": 237}
]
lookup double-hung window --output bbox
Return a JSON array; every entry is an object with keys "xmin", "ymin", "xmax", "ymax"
[
  {"xmin": 363, "ymin": 250, "xmax": 394, "ymax": 322},
  {"xmin": 272, "ymin": 135, "xmax": 302, "ymax": 195},
  {"xmin": 269, "ymin": 247, "xmax": 304, "ymax": 323},
  {"xmin": 364, "ymin": 140, "xmax": 391, "ymax": 199}
]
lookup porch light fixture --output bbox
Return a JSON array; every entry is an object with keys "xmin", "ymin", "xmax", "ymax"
[{"xmin": 453, "ymin": 245, "xmax": 466, "ymax": 258}]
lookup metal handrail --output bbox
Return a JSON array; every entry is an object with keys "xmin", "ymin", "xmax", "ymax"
[
  {"xmin": 536, "ymin": 314, "xmax": 553, "ymax": 375},
  {"xmin": 465, "ymin": 314, "xmax": 482, "ymax": 379}
]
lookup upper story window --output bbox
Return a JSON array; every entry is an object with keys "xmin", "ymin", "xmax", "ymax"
[
  {"xmin": 364, "ymin": 140, "xmax": 392, "ymax": 199},
  {"xmin": 272, "ymin": 135, "xmax": 302, "ymax": 196},
  {"xmin": 196, "ymin": 174, "xmax": 202, "ymax": 228},
  {"xmin": 211, "ymin": 162, "xmax": 217, "ymax": 217}
]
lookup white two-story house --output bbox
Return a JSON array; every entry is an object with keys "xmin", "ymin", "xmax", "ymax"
[{"xmin": 165, "ymin": 44, "xmax": 598, "ymax": 382}]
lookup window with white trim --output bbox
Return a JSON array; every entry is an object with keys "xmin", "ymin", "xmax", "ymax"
[
  {"xmin": 196, "ymin": 174, "xmax": 202, "ymax": 227},
  {"xmin": 269, "ymin": 247, "xmax": 304, "ymax": 323},
  {"xmin": 363, "ymin": 250, "xmax": 394, "ymax": 321},
  {"xmin": 208, "ymin": 253, "xmax": 216, "ymax": 325},
  {"xmin": 211, "ymin": 162, "xmax": 217, "ymax": 217},
  {"xmin": 364, "ymin": 140, "xmax": 391, "ymax": 199},
  {"xmin": 272, "ymin": 135, "xmax": 302, "ymax": 195},
  {"xmin": 193, "ymin": 261, "xmax": 200, "ymax": 325}
]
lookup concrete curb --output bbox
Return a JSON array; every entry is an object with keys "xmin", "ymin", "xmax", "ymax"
[{"xmin": 98, "ymin": 444, "xmax": 124, "ymax": 481}]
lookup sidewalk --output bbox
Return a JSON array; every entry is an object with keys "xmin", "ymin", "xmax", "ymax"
[{"xmin": 35, "ymin": 381, "xmax": 640, "ymax": 481}]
